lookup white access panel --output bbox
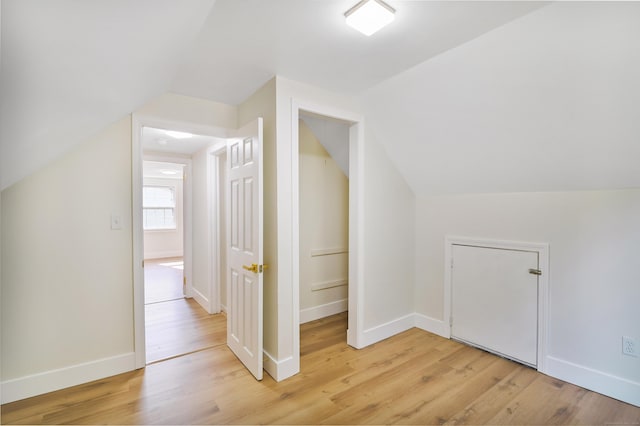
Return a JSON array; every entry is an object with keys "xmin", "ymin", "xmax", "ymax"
[{"xmin": 451, "ymin": 244, "xmax": 539, "ymax": 367}]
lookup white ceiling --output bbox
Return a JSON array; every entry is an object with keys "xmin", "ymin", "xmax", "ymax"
[
  {"xmin": 0, "ymin": 0, "xmax": 561, "ymax": 192},
  {"xmin": 143, "ymin": 161, "xmax": 185, "ymax": 180},
  {"xmin": 362, "ymin": 2, "xmax": 640, "ymax": 195},
  {"xmin": 0, "ymin": 0, "xmax": 216, "ymax": 189},
  {"xmin": 171, "ymin": 0, "xmax": 545, "ymax": 105},
  {"xmin": 142, "ymin": 127, "xmax": 222, "ymax": 156}
]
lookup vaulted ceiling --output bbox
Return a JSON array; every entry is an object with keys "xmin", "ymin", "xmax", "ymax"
[
  {"xmin": 0, "ymin": 0, "xmax": 545, "ymax": 190},
  {"xmin": 4, "ymin": 1, "xmax": 637, "ymax": 196}
]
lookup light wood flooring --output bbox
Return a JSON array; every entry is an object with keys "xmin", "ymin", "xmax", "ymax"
[
  {"xmin": 2, "ymin": 312, "xmax": 639, "ymax": 425},
  {"xmin": 144, "ymin": 256, "xmax": 226, "ymax": 363},
  {"xmin": 145, "ymin": 298, "xmax": 226, "ymax": 363},
  {"xmin": 144, "ymin": 257, "xmax": 184, "ymax": 304}
]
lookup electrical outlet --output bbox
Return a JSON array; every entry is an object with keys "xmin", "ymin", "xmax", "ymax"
[{"xmin": 622, "ymin": 336, "xmax": 638, "ymax": 357}]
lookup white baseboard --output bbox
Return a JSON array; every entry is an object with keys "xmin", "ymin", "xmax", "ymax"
[
  {"xmin": 143, "ymin": 250, "xmax": 183, "ymax": 260},
  {"xmin": 1, "ymin": 352, "xmax": 136, "ymax": 404},
  {"xmin": 263, "ymin": 350, "xmax": 298, "ymax": 382},
  {"xmin": 361, "ymin": 313, "xmax": 415, "ymax": 347},
  {"xmin": 300, "ymin": 298, "xmax": 348, "ymax": 324},
  {"xmin": 192, "ymin": 287, "xmax": 211, "ymax": 314},
  {"xmin": 414, "ymin": 313, "xmax": 450, "ymax": 338},
  {"xmin": 545, "ymin": 356, "xmax": 640, "ymax": 407}
]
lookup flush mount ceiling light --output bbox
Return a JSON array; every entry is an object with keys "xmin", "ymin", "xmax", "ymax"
[
  {"xmin": 164, "ymin": 130, "xmax": 194, "ymax": 139},
  {"xmin": 345, "ymin": 0, "xmax": 395, "ymax": 36}
]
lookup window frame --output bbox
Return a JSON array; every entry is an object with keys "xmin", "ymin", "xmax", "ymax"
[{"xmin": 142, "ymin": 184, "xmax": 177, "ymax": 231}]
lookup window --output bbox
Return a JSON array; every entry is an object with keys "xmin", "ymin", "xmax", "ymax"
[{"xmin": 143, "ymin": 185, "xmax": 176, "ymax": 230}]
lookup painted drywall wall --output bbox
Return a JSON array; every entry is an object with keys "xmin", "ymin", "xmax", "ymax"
[
  {"xmin": 237, "ymin": 78, "xmax": 278, "ymax": 360},
  {"xmin": 415, "ymin": 190, "xmax": 640, "ymax": 405},
  {"xmin": 1, "ymin": 117, "xmax": 134, "ymax": 390},
  {"xmin": 142, "ymin": 176, "xmax": 184, "ymax": 260},
  {"xmin": 136, "ymin": 92, "xmax": 237, "ymax": 131},
  {"xmin": 0, "ymin": 93, "xmax": 237, "ymax": 403},
  {"xmin": 299, "ymin": 120, "xmax": 348, "ymax": 321},
  {"xmin": 360, "ymin": 131, "xmax": 416, "ymax": 331},
  {"xmin": 191, "ymin": 147, "xmax": 211, "ymax": 310},
  {"xmin": 357, "ymin": 1, "xmax": 640, "ymax": 405},
  {"xmin": 361, "ymin": 2, "xmax": 640, "ymax": 196}
]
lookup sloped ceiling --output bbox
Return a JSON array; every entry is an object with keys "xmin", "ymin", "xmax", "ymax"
[
  {"xmin": 0, "ymin": 0, "xmax": 547, "ymax": 190},
  {"xmin": 301, "ymin": 113, "xmax": 350, "ymax": 177},
  {"xmin": 0, "ymin": 0, "xmax": 217, "ymax": 189},
  {"xmin": 362, "ymin": 2, "xmax": 640, "ymax": 196},
  {"xmin": 171, "ymin": 0, "xmax": 545, "ymax": 105}
]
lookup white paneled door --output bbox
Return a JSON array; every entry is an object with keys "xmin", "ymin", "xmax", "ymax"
[
  {"xmin": 451, "ymin": 244, "xmax": 539, "ymax": 367},
  {"xmin": 227, "ymin": 118, "xmax": 264, "ymax": 380}
]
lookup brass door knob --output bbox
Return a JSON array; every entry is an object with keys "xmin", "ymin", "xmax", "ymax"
[{"xmin": 243, "ymin": 263, "xmax": 258, "ymax": 273}]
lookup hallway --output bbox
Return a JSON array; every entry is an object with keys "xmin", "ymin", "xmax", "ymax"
[{"xmin": 144, "ymin": 258, "xmax": 225, "ymax": 363}]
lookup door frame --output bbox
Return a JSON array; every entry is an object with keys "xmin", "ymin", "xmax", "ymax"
[
  {"xmin": 444, "ymin": 236, "xmax": 549, "ymax": 373},
  {"xmin": 208, "ymin": 142, "xmax": 228, "ymax": 314},
  {"xmin": 290, "ymin": 100, "xmax": 366, "ymax": 367},
  {"xmin": 132, "ymin": 114, "xmax": 230, "ymax": 368}
]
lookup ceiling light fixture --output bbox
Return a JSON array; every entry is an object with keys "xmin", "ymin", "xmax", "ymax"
[
  {"xmin": 345, "ymin": 0, "xmax": 395, "ymax": 36},
  {"xmin": 165, "ymin": 130, "xmax": 194, "ymax": 139}
]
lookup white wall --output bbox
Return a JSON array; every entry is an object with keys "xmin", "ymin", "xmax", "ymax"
[
  {"xmin": 299, "ymin": 119, "xmax": 349, "ymax": 323},
  {"xmin": 416, "ymin": 190, "xmax": 640, "ymax": 406},
  {"xmin": 1, "ymin": 118, "xmax": 135, "ymax": 402},
  {"xmin": 0, "ymin": 93, "xmax": 237, "ymax": 404},
  {"xmin": 360, "ymin": 131, "xmax": 415, "ymax": 333},
  {"xmin": 136, "ymin": 92, "xmax": 237, "ymax": 133},
  {"xmin": 143, "ymin": 176, "xmax": 184, "ymax": 260},
  {"xmin": 191, "ymin": 147, "xmax": 211, "ymax": 311},
  {"xmin": 358, "ymin": 2, "xmax": 640, "ymax": 406}
]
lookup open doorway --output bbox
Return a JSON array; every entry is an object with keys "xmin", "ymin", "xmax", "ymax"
[
  {"xmin": 298, "ymin": 112, "xmax": 351, "ymax": 357},
  {"xmin": 140, "ymin": 125, "xmax": 227, "ymax": 365},
  {"xmin": 298, "ymin": 114, "xmax": 350, "ymax": 320}
]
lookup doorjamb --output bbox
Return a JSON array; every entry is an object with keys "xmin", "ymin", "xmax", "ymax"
[
  {"xmin": 208, "ymin": 142, "xmax": 227, "ymax": 314},
  {"xmin": 444, "ymin": 236, "xmax": 549, "ymax": 373},
  {"xmin": 290, "ymin": 100, "xmax": 366, "ymax": 371},
  {"xmin": 132, "ymin": 114, "xmax": 229, "ymax": 368}
]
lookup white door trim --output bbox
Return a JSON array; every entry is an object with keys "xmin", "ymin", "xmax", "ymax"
[
  {"xmin": 132, "ymin": 114, "xmax": 230, "ymax": 368},
  {"xmin": 209, "ymin": 142, "xmax": 227, "ymax": 314},
  {"xmin": 290, "ymin": 99, "xmax": 366, "ymax": 371},
  {"xmin": 444, "ymin": 236, "xmax": 549, "ymax": 373}
]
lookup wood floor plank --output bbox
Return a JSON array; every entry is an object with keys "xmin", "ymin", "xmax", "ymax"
[
  {"xmin": 2, "ymin": 312, "xmax": 639, "ymax": 425},
  {"xmin": 145, "ymin": 298, "xmax": 226, "ymax": 363},
  {"xmin": 445, "ymin": 362, "xmax": 539, "ymax": 425}
]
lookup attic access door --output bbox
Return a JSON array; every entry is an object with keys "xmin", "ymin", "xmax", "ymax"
[
  {"xmin": 226, "ymin": 118, "xmax": 264, "ymax": 380},
  {"xmin": 451, "ymin": 243, "xmax": 540, "ymax": 367}
]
